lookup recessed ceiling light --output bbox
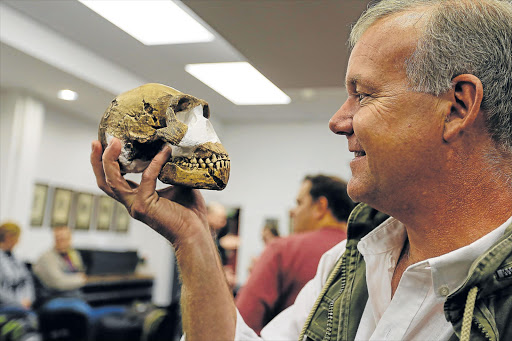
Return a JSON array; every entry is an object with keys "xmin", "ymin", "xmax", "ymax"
[
  {"xmin": 57, "ymin": 89, "xmax": 78, "ymax": 101},
  {"xmin": 185, "ymin": 62, "xmax": 291, "ymax": 105},
  {"xmin": 78, "ymin": 0, "xmax": 215, "ymax": 45}
]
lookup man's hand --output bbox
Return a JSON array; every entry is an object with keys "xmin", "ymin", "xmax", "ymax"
[
  {"xmin": 90, "ymin": 138, "xmax": 237, "ymax": 340},
  {"xmin": 21, "ymin": 298, "xmax": 31, "ymax": 309},
  {"xmin": 90, "ymin": 138, "xmax": 209, "ymax": 247}
]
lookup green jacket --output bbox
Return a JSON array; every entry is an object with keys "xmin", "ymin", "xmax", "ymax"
[{"xmin": 300, "ymin": 203, "xmax": 512, "ymax": 341}]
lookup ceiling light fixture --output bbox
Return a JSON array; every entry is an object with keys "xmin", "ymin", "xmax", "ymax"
[
  {"xmin": 185, "ymin": 62, "xmax": 291, "ymax": 105},
  {"xmin": 78, "ymin": 0, "xmax": 215, "ymax": 45},
  {"xmin": 57, "ymin": 89, "xmax": 78, "ymax": 101}
]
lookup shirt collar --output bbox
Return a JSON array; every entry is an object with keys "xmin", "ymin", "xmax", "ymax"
[
  {"xmin": 357, "ymin": 217, "xmax": 406, "ymax": 267},
  {"xmin": 429, "ymin": 214, "xmax": 512, "ymax": 297},
  {"xmin": 357, "ymin": 214, "xmax": 512, "ymax": 297}
]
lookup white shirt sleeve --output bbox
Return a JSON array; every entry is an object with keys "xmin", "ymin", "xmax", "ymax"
[{"xmin": 235, "ymin": 240, "xmax": 348, "ymax": 341}]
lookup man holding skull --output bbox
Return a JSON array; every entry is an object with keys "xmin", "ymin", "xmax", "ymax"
[{"xmin": 91, "ymin": 0, "xmax": 512, "ymax": 340}]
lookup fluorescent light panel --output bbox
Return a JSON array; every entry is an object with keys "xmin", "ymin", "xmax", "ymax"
[
  {"xmin": 185, "ymin": 62, "xmax": 291, "ymax": 105},
  {"xmin": 78, "ymin": 0, "xmax": 214, "ymax": 45}
]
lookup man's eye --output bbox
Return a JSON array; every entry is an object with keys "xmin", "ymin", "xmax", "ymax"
[{"xmin": 357, "ymin": 93, "xmax": 369, "ymax": 102}]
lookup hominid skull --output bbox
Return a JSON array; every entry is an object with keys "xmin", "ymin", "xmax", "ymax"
[{"xmin": 98, "ymin": 83, "xmax": 230, "ymax": 190}]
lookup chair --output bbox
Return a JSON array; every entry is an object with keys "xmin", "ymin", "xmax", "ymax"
[
  {"xmin": 37, "ymin": 298, "xmax": 128, "ymax": 341},
  {"xmin": 37, "ymin": 298, "xmax": 92, "ymax": 341}
]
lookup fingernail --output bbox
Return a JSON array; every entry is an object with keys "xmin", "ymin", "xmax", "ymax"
[{"xmin": 107, "ymin": 139, "xmax": 113, "ymax": 147}]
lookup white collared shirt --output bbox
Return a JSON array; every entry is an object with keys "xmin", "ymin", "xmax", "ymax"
[
  {"xmin": 355, "ymin": 215, "xmax": 509, "ymax": 340},
  {"xmin": 233, "ymin": 214, "xmax": 512, "ymax": 341}
]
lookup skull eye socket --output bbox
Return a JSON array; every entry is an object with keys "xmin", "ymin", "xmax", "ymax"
[
  {"xmin": 176, "ymin": 97, "xmax": 192, "ymax": 113},
  {"xmin": 176, "ymin": 97, "xmax": 210, "ymax": 119}
]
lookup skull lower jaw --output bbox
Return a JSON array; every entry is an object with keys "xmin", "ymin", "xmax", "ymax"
[{"xmin": 159, "ymin": 161, "xmax": 230, "ymax": 190}]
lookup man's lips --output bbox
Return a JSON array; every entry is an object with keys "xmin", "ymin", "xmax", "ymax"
[{"xmin": 353, "ymin": 151, "xmax": 366, "ymax": 157}]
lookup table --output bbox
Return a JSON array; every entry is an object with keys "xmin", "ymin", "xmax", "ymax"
[{"xmin": 82, "ymin": 273, "xmax": 154, "ymax": 306}]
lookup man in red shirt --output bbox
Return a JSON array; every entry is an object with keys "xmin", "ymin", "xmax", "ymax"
[{"xmin": 235, "ymin": 174, "xmax": 355, "ymax": 334}]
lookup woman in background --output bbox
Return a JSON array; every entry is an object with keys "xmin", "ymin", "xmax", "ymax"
[{"xmin": 0, "ymin": 221, "xmax": 35, "ymax": 309}]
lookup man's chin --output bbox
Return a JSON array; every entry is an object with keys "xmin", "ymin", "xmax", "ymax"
[{"xmin": 347, "ymin": 178, "xmax": 371, "ymax": 204}]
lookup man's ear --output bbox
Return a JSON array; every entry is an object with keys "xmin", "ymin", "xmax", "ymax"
[
  {"xmin": 443, "ymin": 74, "xmax": 484, "ymax": 142},
  {"xmin": 313, "ymin": 196, "xmax": 329, "ymax": 218}
]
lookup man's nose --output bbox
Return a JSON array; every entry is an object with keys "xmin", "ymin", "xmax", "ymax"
[{"xmin": 329, "ymin": 99, "xmax": 354, "ymax": 136}]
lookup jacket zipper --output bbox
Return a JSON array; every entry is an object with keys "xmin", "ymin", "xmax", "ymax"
[
  {"xmin": 473, "ymin": 317, "xmax": 492, "ymax": 341},
  {"xmin": 323, "ymin": 255, "xmax": 347, "ymax": 341}
]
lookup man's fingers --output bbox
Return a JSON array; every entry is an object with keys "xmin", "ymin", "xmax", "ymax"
[
  {"xmin": 91, "ymin": 140, "xmax": 116, "ymax": 197},
  {"xmin": 102, "ymin": 138, "xmax": 136, "ymax": 202},
  {"xmin": 139, "ymin": 145, "xmax": 172, "ymax": 197}
]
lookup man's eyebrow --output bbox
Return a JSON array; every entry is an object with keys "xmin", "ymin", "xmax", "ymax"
[
  {"xmin": 345, "ymin": 74, "xmax": 377, "ymax": 91},
  {"xmin": 345, "ymin": 74, "xmax": 359, "ymax": 87}
]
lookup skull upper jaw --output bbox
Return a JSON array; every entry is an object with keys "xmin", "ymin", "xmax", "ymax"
[{"xmin": 159, "ymin": 142, "xmax": 230, "ymax": 190}]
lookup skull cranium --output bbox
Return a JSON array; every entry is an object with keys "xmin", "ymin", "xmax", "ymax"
[{"xmin": 98, "ymin": 83, "xmax": 230, "ymax": 190}]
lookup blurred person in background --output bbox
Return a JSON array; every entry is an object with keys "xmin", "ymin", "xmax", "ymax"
[
  {"xmin": 235, "ymin": 175, "xmax": 355, "ymax": 334},
  {"xmin": 261, "ymin": 222, "xmax": 280, "ymax": 245},
  {"xmin": 0, "ymin": 221, "xmax": 35, "ymax": 309},
  {"xmin": 33, "ymin": 225, "xmax": 86, "ymax": 302},
  {"xmin": 207, "ymin": 201, "xmax": 229, "ymax": 265},
  {"xmin": 207, "ymin": 202, "xmax": 239, "ymax": 295},
  {"xmin": 248, "ymin": 222, "xmax": 281, "ymax": 274}
]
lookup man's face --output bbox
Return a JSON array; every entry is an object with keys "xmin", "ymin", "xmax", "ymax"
[
  {"xmin": 329, "ymin": 13, "xmax": 449, "ymax": 213},
  {"xmin": 54, "ymin": 227, "xmax": 72, "ymax": 253},
  {"xmin": 290, "ymin": 180, "xmax": 317, "ymax": 233}
]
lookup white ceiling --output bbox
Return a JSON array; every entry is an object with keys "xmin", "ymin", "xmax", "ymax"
[{"xmin": 0, "ymin": 0, "xmax": 371, "ymax": 125}]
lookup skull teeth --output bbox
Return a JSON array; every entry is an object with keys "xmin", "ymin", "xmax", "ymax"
[{"xmin": 173, "ymin": 154, "xmax": 230, "ymax": 171}]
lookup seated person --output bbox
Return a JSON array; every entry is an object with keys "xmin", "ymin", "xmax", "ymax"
[
  {"xmin": 33, "ymin": 225, "xmax": 86, "ymax": 301},
  {"xmin": 0, "ymin": 222, "xmax": 35, "ymax": 309}
]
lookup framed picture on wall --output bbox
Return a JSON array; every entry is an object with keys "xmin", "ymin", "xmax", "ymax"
[
  {"xmin": 30, "ymin": 183, "xmax": 48, "ymax": 226},
  {"xmin": 113, "ymin": 202, "xmax": 131, "ymax": 233},
  {"xmin": 74, "ymin": 192, "xmax": 94, "ymax": 230},
  {"xmin": 51, "ymin": 187, "xmax": 74, "ymax": 227},
  {"xmin": 96, "ymin": 195, "xmax": 115, "ymax": 231}
]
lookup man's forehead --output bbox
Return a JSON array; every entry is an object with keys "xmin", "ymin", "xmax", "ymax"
[
  {"xmin": 298, "ymin": 180, "xmax": 312, "ymax": 198},
  {"xmin": 55, "ymin": 228, "xmax": 71, "ymax": 236},
  {"xmin": 345, "ymin": 12, "xmax": 424, "ymax": 86}
]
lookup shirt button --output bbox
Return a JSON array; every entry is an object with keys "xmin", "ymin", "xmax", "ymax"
[{"xmin": 439, "ymin": 286, "xmax": 450, "ymax": 296}]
